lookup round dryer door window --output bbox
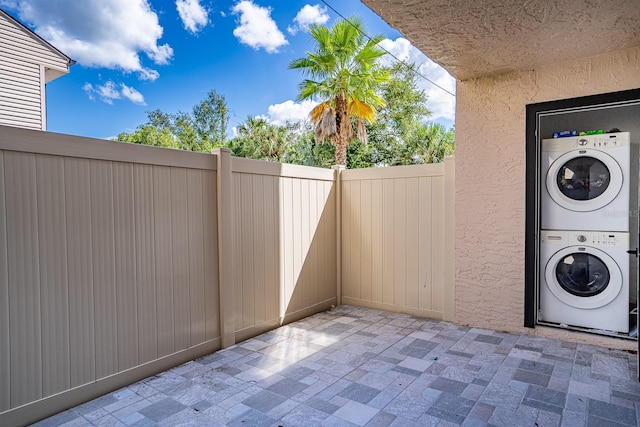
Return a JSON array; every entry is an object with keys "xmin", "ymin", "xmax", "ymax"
[
  {"xmin": 556, "ymin": 157, "xmax": 609, "ymax": 201},
  {"xmin": 545, "ymin": 246, "xmax": 622, "ymax": 309},
  {"xmin": 546, "ymin": 149, "xmax": 623, "ymax": 212}
]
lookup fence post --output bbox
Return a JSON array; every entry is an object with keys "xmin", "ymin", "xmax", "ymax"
[
  {"xmin": 332, "ymin": 165, "xmax": 345, "ymax": 305},
  {"xmin": 443, "ymin": 156, "xmax": 455, "ymax": 322},
  {"xmin": 212, "ymin": 148, "xmax": 235, "ymax": 348}
]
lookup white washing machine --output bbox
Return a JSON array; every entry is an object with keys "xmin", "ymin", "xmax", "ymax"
[
  {"xmin": 541, "ymin": 132, "xmax": 630, "ymax": 231},
  {"xmin": 539, "ymin": 230, "xmax": 629, "ymax": 333}
]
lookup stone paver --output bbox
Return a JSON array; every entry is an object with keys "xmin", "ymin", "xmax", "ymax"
[{"xmin": 32, "ymin": 305, "xmax": 640, "ymax": 426}]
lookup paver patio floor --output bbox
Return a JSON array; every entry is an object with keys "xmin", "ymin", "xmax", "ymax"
[{"xmin": 34, "ymin": 305, "xmax": 640, "ymax": 426}]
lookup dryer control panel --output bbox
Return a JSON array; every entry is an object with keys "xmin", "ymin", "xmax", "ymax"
[{"xmin": 541, "ymin": 230, "xmax": 629, "ymax": 247}]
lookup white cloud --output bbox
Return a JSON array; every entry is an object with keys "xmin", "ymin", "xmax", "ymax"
[
  {"xmin": 6, "ymin": 0, "xmax": 173, "ymax": 81},
  {"xmin": 287, "ymin": 4, "xmax": 329, "ymax": 35},
  {"xmin": 83, "ymin": 81, "xmax": 146, "ymax": 105},
  {"xmin": 81, "ymin": 82, "xmax": 94, "ymax": 95},
  {"xmin": 379, "ymin": 38, "xmax": 456, "ymax": 123},
  {"xmin": 267, "ymin": 99, "xmax": 317, "ymax": 125},
  {"xmin": 231, "ymin": 0, "xmax": 287, "ymax": 53},
  {"xmin": 120, "ymin": 84, "xmax": 146, "ymax": 104},
  {"xmin": 176, "ymin": 0, "xmax": 208, "ymax": 34}
]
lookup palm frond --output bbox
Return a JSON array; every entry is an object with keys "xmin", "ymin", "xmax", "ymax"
[
  {"xmin": 313, "ymin": 105, "xmax": 337, "ymax": 144},
  {"xmin": 297, "ymin": 79, "xmax": 320, "ymax": 101},
  {"xmin": 356, "ymin": 118, "xmax": 368, "ymax": 145},
  {"xmin": 348, "ymin": 99, "xmax": 376, "ymax": 122},
  {"xmin": 310, "ymin": 103, "xmax": 330, "ymax": 122}
]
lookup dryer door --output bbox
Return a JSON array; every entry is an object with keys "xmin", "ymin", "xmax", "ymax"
[
  {"xmin": 545, "ymin": 246, "xmax": 623, "ymax": 309},
  {"xmin": 546, "ymin": 149, "xmax": 623, "ymax": 212}
]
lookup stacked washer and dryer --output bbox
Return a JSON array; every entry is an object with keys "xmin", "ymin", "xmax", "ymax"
[{"xmin": 539, "ymin": 132, "xmax": 631, "ymax": 333}]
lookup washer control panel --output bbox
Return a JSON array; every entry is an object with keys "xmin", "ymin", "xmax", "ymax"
[
  {"xmin": 541, "ymin": 230, "xmax": 629, "ymax": 247},
  {"xmin": 542, "ymin": 131, "xmax": 629, "ymax": 152}
]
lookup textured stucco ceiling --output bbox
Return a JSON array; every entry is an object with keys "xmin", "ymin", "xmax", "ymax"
[{"xmin": 361, "ymin": 0, "xmax": 640, "ymax": 81}]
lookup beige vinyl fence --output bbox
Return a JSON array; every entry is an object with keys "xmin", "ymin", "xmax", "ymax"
[
  {"xmin": 0, "ymin": 124, "xmax": 453, "ymax": 426},
  {"xmin": 0, "ymin": 126, "xmax": 338, "ymax": 426},
  {"xmin": 340, "ymin": 158, "xmax": 455, "ymax": 321},
  {"xmin": 229, "ymin": 157, "xmax": 337, "ymax": 342}
]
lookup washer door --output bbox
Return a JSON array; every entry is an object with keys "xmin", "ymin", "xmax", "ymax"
[
  {"xmin": 545, "ymin": 246, "xmax": 622, "ymax": 309},
  {"xmin": 546, "ymin": 149, "xmax": 623, "ymax": 212}
]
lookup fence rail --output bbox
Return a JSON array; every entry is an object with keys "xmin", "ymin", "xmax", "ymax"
[{"xmin": 0, "ymin": 125, "xmax": 453, "ymax": 426}]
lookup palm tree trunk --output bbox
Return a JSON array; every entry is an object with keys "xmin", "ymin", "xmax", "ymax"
[{"xmin": 334, "ymin": 93, "xmax": 349, "ymax": 166}]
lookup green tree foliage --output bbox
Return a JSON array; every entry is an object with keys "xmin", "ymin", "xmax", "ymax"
[
  {"xmin": 232, "ymin": 117, "xmax": 372, "ymax": 169},
  {"xmin": 282, "ymin": 122, "xmax": 335, "ymax": 168},
  {"xmin": 377, "ymin": 63, "xmax": 430, "ymax": 139},
  {"xmin": 228, "ymin": 116, "xmax": 291, "ymax": 162},
  {"xmin": 346, "ymin": 140, "xmax": 373, "ymax": 169},
  {"xmin": 117, "ymin": 90, "xmax": 229, "ymax": 153},
  {"xmin": 289, "ymin": 17, "xmax": 389, "ymax": 166},
  {"xmin": 398, "ymin": 122, "xmax": 455, "ymax": 164},
  {"xmin": 116, "ymin": 123, "xmax": 176, "ymax": 149},
  {"xmin": 193, "ymin": 90, "xmax": 228, "ymax": 147},
  {"xmin": 367, "ymin": 63, "xmax": 454, "ymax": 165}
]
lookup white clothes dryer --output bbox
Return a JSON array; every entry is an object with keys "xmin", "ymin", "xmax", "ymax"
[
  {"xmin": 541, "ymin": 132, "xmax": 630, "ymax": 231},
  {"xmin": 539, "ymin": 230, "xmax": 629, "ymax": 333}
]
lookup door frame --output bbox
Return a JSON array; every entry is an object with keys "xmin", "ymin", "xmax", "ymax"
[{"xmin": 525, "ymin": 87, "xmax": 640, "ymax": 329}]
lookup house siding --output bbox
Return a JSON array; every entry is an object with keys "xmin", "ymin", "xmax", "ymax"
[
  {"xmin": 0, "ymin": 11, "xmax": 69, "ymax": 130},
  {"xmin": 0, "ymin": 61, "xmax": 42, "ymax": 130},
  {"xmin": 455, "ymin": 45, "xmax": 640, "ymax": 349}
]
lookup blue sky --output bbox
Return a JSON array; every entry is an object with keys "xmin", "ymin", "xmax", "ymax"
[{"xmin": 1, "ymin": 0, "xmax": 455, "ymax": 139}]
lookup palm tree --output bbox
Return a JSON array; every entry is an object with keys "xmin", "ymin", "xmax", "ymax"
[
  {"xmin": 409, "ymin": 122, "xmax": 455, "ymax": 164},
  {"xmin": 289, "ymin": 17, "xmax": 389, "ymax": 166},
  {"xmin": 228, "ymin": 116, "xmax": 290, "ymax": 162}
]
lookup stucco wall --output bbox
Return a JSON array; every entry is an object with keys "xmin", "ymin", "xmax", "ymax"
[{"xmin": 455, "ymin": 46, "xmax": 640, "ymax": 349}]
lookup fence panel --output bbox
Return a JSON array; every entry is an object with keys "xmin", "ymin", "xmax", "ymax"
[
  {"xmin": 341, "ymin": 162, "xmax": 454, "ymax": 320},
  {"xmin": 0, "ymin": 126, "xmax": 220, "ymax": 425},
  {"xmin": 230, "ymin": 158, "xmax": 337, "ymax": 341}
]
